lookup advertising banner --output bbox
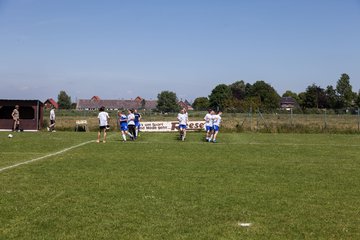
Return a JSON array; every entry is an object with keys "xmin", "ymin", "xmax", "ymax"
[{"xmin": 140, "ymin": 121, "xmax": 205, "ymax": 132}]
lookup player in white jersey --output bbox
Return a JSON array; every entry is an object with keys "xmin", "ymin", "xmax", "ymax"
[
  {"xmin": 204, "ymin": 109, "xmax": 214, "ymax": 141},
  {"xmin": 209, "ymin": 111, "xmax": 222, "ymax": 143},
  {"xmin": 127, "ymin": 109, "xmax": 136, "ymax": 140},
  {"xmin": 48, "ymin": 105, "xmax": 56, "ymax": 132},
  {"xmin": 177, "ymin": 109, "xmax": 188, "ymax": 141},
  {"xmin": 97, "ymin": 106, "xmax": 110, "ymax": 143}
]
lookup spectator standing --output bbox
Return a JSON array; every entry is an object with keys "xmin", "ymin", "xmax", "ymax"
[{"xmin": 11, "ymin": 105, "xmax": 20, "ymax": 132}]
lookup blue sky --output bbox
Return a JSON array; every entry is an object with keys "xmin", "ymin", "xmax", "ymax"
[{"xmin": 0, "ymin": 0, "xmax": 359, "ymax": 102}]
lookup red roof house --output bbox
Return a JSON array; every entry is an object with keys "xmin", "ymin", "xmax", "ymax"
[{"xmin": 44, "ymin": 98, "xmax": 59, "ymax": 109}]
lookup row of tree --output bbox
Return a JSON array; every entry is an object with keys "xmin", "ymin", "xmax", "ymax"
[
  {"xmin": 193, "ymin": 80, "xmax": 280, "ymax": 112},
  {"xmin": 285, "ymin": 74, "xmax": 359, "ymax": 110},
  {"xmin": 189, "ymin": 73, "xmax": 360, "ymax": 112}
]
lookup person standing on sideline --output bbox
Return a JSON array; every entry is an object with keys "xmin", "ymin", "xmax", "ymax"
[
  {"xmin": 177, "ymin": 109, "xmax": 188, "ymax": 141},
  {"xmin": 204, "ymin": 109, "xmax": 213, "ymax": 141},
  {"xmin": 210, "ymin": 111, "xmax": 222, "ymax": 143},
  {"xmin": 11, "ymin": 105, "xmax": 20, "ymax": 132},
  {"xmin": 134, "ymin": 109, "xmax": 142, "ymax": 139},
  {"xmin": 127, "ymin": 109, "xmax": 136, "ymax": 140},
  {"xmin": 97, "ymin": 106, "xmax": 110, "ymax": 143},
  {"xmin": 118, "ymin": 111, "xmax": 133, "ymax": 141},
  {"xmin": 47, "ymin": 105, "xmax": 56, "ymax": 132}
]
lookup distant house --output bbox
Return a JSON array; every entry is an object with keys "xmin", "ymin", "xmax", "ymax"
[
  {"xmin": 280, "ymin": 97, "xmax": 299, "ymax": 110},
  {"xmin": 44, "ymin": 98, "xmax": 59, "ymax": 109},
  {"xmin": 76, "ymin": 96, "xmax": 157, "ymax": 110},
  {"xmin": 91, "ymin": 96, "xmax": 101, "ymax": 101},
  {"xmin": 178, "ymin": 100, "xmax": 194, "ymax": 111}
]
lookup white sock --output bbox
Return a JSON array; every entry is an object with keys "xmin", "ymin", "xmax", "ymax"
[{"xmin": 122, "ymin": 134, "xmax": 126, "ymax": 141}]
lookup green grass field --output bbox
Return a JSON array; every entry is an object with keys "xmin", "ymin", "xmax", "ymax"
[{"xmin": 1, "ymin": 131, "xmax": 360, "ymax": 239}]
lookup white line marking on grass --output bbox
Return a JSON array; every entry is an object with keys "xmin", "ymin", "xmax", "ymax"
[{"xmin": 0, "ymin": 140, "xmax": 95, "ymax": 173}]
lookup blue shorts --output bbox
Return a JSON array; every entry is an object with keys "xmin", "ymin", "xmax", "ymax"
[
  {"xmin": 135, "ymin": 122, "xmax": 141, "ymax": 128},
  {"xmin": 206, "ymin": 126, "xmax": 213, "ymax": 132},
  {"xmin": 213, "ymin": 125, "xmax": 220, "ymax": 132},
  {"xmin": 120, "ymin": 125, "xmax": 128, "ymax": 131},
  {"xmin": 179, "ymin": 124, "xmax": 187, "ymax": 130}
]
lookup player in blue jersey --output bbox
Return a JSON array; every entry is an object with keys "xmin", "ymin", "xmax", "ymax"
[
  {"xmin": 177, "ymin": 109, "xmax": 188, "ymax": 141},
  {"xmin": 134, "ymin": 109, "xmax": 141, "ymax": 139},
  {"xmin": 118, "ymin": 111, "xmax": 134, "ymax": 142}
]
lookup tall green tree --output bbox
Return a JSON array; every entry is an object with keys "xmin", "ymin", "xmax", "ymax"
[
  {"xmin": 156, "ymin": 91, "xmax": 180, "ymax": 113},
  {"xmin": 303, "ymin": 84, "xmax": 327, "ymax": 109},
  {"xmin": 245, "ymin": 83, "xmax": 253, "ymax": 98},
  {"xmin": 192, "ymin": 97, "xmax": 210, "ymax": 111},
  {"xmin": 208, "ymin": 84, "xmax": 232, "ymax": 111},
  {"xmin": 325, "ymin": 85, "xmax": 338, "ymax": 109},
  {"xmin": 336, "ymin": 73, "xmax": 354, "ymax": 108},
  {"xmin": 229, "ymin": 80, "xmax": 246, "ymax": 100},
  {"xmin": 249, "ymin": 81, "xmax": 280, "ymax": 110},
  {"xmin": 298, "ymin": 92, "xmax": 306, "ymax": 109},
  {"xmin": 57, "ymin": 90, "xmax": 72, "ymax": 109},
  {"xmin": 356, "ymin": 90, "xmax": 360, "ymax": 108}
]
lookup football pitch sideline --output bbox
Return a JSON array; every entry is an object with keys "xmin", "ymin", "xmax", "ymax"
[{"xmin": 1, "ymin": 132, "xmax": 360, "ymax": 239}]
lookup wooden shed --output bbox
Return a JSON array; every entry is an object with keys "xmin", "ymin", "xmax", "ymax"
[{"xmin": 0, "ymin": 99, "xmax": 44, "ymax": 131}]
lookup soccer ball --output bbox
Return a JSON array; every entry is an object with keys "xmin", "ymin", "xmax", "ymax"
[{"xmin": 8, "ymin": 134, "xmax": 13, "ymax": 138}]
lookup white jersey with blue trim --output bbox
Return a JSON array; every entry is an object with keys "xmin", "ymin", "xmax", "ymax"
[
  {"xmin": 177, "ymin": 113, "xmax": 188, "ymax": 125},
  {"xmin": 204, "ymin": 113, "xmax": 213, "ymax": 127},
  {"xmin": 212, "ymin": 114, "xmax": 221, "ymax": 127},
  {"xmin": 127, "ymin": 113, "xmax": 135, "ymax": 125}
]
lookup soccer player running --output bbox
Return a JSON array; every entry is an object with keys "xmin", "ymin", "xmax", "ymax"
[
  {"xmin": 47, "ymin": 105, "xmax": 56, "ymax": 132},
  {"xmin": 134, "ymin": 109, "xmax": 141, "ymax": 139},
  {"xmin": 97, "ymin": 106, "xmax": 110, "ymax": 143},
  {"xmin": 210, "ymin": 111, "xmax": 222, "ymax": 143},
  {"xmin": 177, "ymin": 109, "xmax": 188, "ymax": 141},
  {"xmin": 127, "ymin": 109, "xmax": 136, "ymax": 140},
  {"xmin": 118, "ymin": 111, "xmax": 133, "ymax": 142},
  {"xmin": 204, "ymin": 109, "xmax": 214, "ymax": 141}
]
